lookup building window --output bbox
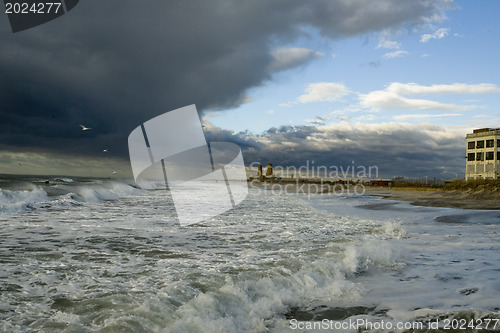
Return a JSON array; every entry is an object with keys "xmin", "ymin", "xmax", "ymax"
[
  {"xmin": 486, "ymin": 139, "xmax": 495, "ymax": 148},
  {"xmin": 497, "ymin": 139, "xmax": 500, "ymax": 147},
  {"xmin": 468, "ymin": 141, "xmax": 475, "ymax": 149},
  {"xmin": 476, "ymin": 140, "xmax": 485, "ymax": 148},
  {"xmin": 486, "ymin": 152, "xmax": 494, "ymax": 160},
  {"xmin": 498, "ymin": 152, "xmax": 500, "ymax": 161},
  {"xmin": 467, "ymin": 153, "xmax": 475, "ymax": 161},
  {"xmin": 476, "ymin": 152, "xmax": 483, "ymax": 161}
]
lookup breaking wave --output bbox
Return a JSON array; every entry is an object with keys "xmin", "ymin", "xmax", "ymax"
[{"xmin": 0, "ymin": 178, "xmax": 140, "ymax": 214}]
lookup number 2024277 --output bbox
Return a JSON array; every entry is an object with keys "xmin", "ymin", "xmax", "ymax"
[{"xmin": 5, "ymin": 2, "xmax": 62, "ymax": 14}]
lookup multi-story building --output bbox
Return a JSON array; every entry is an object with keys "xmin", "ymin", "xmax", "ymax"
[{"xmin": 465, "ymin": 128, "xmax": 500, "ymax": 180}]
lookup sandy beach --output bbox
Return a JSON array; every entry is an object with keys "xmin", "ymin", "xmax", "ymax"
[
  {"xmin": 249, "ymin": 181, "xmax": 500, "ymax": 210},
  {"xmin": 364, "ymin": 187, "xmax": 500, "ymax": 210}
]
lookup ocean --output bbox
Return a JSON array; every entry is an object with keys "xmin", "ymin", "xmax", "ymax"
[{"xmin": 1, "ymin": 175, "xmax": 499, "ymax": 332}]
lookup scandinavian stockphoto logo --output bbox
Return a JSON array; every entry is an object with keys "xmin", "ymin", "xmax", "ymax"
[
  {"xmin": 4, "ymin": 0, "xmax": 79, "ymax": 33},
  {"xmin": 128, "ymin": 105, "xmax": 248, "ymax": 227}
]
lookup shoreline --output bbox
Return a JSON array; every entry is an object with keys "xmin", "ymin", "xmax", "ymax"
[
  {"xmin": 248, "ymin": 181, "xmax": 500, "ymax": 210},
  {"xmin": 363, "ymin": 187, "xmax": 500, "ymax": 210}
]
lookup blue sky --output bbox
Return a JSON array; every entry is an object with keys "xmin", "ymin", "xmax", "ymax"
[{"xmin": 207, "ymin": 0, "xmax": 500, "ymax": 134}]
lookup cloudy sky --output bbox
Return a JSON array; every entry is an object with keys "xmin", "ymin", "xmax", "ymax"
[{"xmin": 1, "ymin": 0, "xmax": 499, "ymax": 178}]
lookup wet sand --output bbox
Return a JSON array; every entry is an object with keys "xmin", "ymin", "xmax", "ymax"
[
  {"xmin": 364, "ymin": 187, "xmax": 500, "ymax": 210},
  {"xmin": 248, "ymin": 181, "xmax": 500, "ymax": 210}
]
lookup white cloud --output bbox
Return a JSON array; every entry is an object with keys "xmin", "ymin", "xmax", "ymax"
[
  {"xmin": 306, "ymin": 115, "xmax": 330, "ymax": 125},
  {"xmin": 420, "ymin": 27, "xmax": 449, "ymax": 43},
  {"xmin": 393, "ymin": 113, "xmax": 461, "ymax": 121},
  {"xmin": 298, "ymin": 82, "xmax": 349, "ymax": 103},
  {"xmin": 269, "ymin": 47, "xmax": 323, "ymax": 72},
  {"xmin": 387, "ymin": 82, "xmax": 500, "ymax": 95},
  {"xmin": 361, "ymin": 91, "xmax": 472, "ymax": 111},
  {"xmin": 334, "ymin": 115, "xmax": 350, "ymax": 121},
  {"xmin": 377, "ymin": 39, "xmax": 400, "ymax": 49},
  {"xmin": 382, "ymin": 50, "xmax": 408, "ymax": 59},
  {"xmin": 202, "ymin": 112, "xmax": 221, "ymax": 119},
  {"xmin": 278, "ymin": 101, "xmax": 297, "ymax": 108},
  {"xmin": 360, "ymin": 82, "xmax": 500, "ymax": 111},
  {"xmin": 266, "ymin": 109, "xmax": 275, "ymax": 114}
]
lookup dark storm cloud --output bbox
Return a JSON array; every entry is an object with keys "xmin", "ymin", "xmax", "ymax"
[
  {"xmin": 205, "ymin": 122, "xmax": 465, "ymax": 179},
  {"xmin": 0, "ymin": 0, "xmax": 453, "ymax": 159}
]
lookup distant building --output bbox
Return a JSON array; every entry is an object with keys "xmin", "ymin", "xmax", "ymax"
[
  {"xmin": 465, "ymin": 128, "xmax": 500, "ymax": 180},
  {"xmin": 369, "ymin": 180, "xmax": 392, "ymax": 187}
]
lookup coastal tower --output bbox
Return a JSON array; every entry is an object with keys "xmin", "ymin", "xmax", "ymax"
[
  {"xmin": 465, "ymin": 128, "xmax": 500, "ymax": 180},
  {"xmin": 266, "ymin": 163, "xmax": 273, "ymax": 177}
]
